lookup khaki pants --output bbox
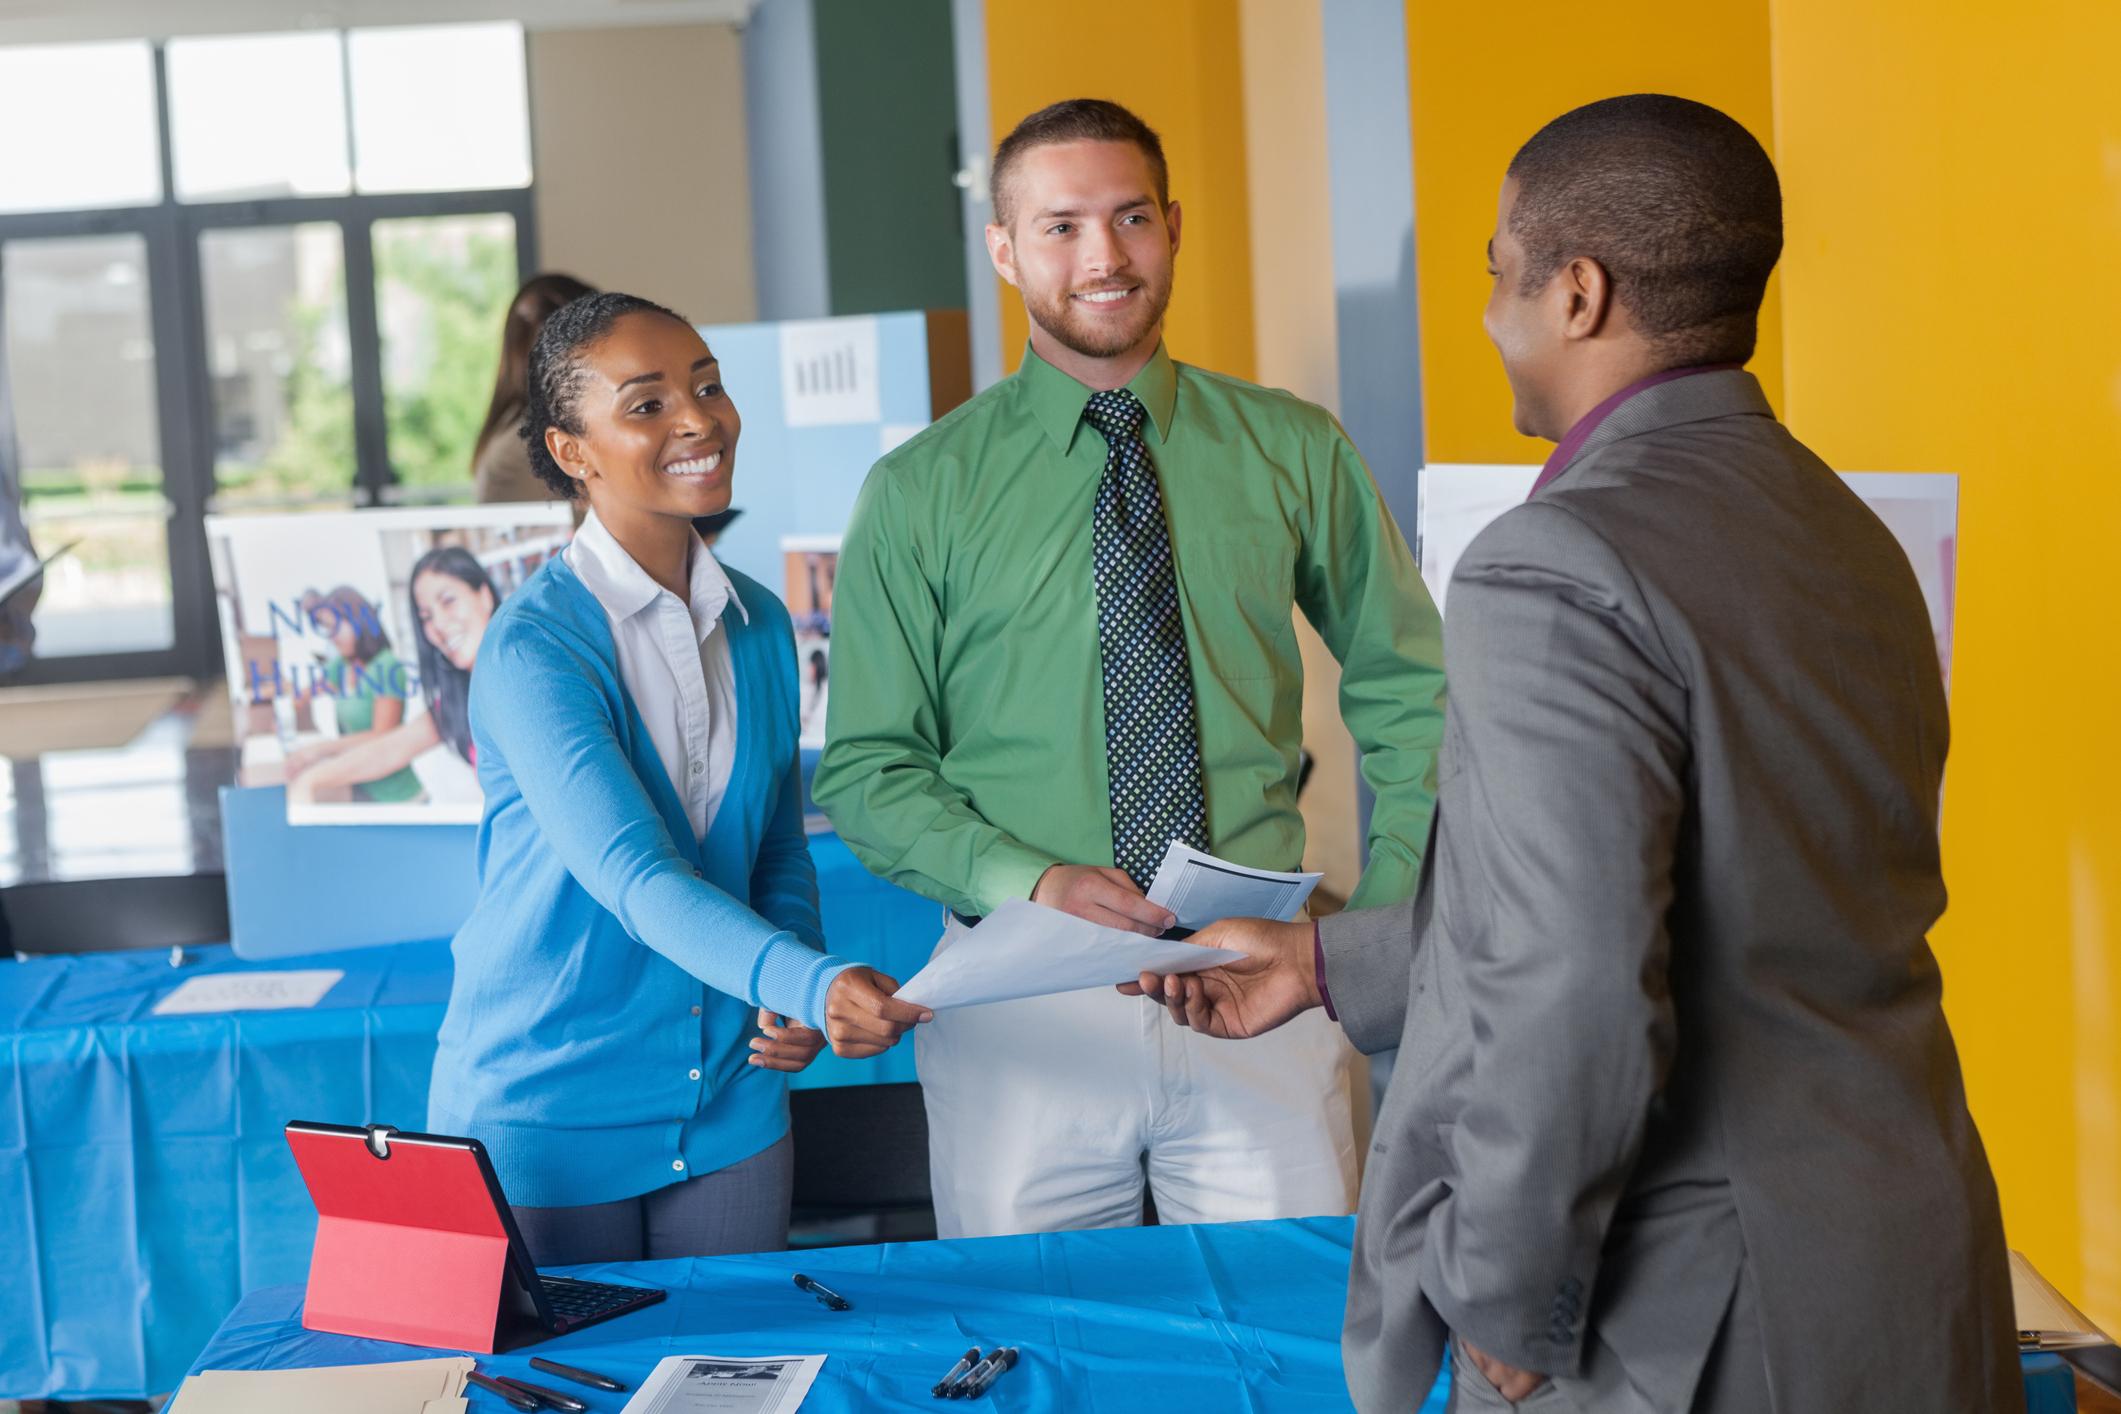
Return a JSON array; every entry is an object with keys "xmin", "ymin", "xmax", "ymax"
[{"xmin": 914, "ymin": 917, "xmax": 1363, "ymax": 1238}]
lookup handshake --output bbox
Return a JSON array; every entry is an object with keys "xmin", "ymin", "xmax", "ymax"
[
  {"xmin": 1031, "ymin": 861, "xmax": 1324, "ymax": 1040},
  {"xmin": 1115, "ymin": 912, "xmax": 1322, "ymax": 1039}
]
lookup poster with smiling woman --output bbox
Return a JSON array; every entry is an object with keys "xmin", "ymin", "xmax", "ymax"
[{"xmin": 205, "ymin": 505, "xmax": 574, "ymax": 825}]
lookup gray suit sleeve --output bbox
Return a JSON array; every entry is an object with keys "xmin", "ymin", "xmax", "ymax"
[
  {"xmin": 1318, "ymin": 897, "xmax": 1417, "ymax": 1055},
  {"xmin": 1415, "ymin": 502, "xmax": 1689, "ymax": 1376}
]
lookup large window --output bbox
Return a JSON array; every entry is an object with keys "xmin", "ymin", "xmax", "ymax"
[{"xmin": 0, "ymin": 23, "xmax": 534, "ymax": 685}]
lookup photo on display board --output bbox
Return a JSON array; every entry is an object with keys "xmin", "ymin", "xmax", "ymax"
[
  {"xmin": 781, "ymin": 534, "xmax": 838, "ymax": 749},
  {"xmin": 205, "ymin": 504, "xmax": 574, "ymax": 825},
  {"xmin": 1415, "ymin": 465, "xmax": 1960, "ymax": 682}
]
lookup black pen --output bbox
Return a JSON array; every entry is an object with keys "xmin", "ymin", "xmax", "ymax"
[
  {"xmin": 793, "ymin": 1271, "xmax": 850, "ymax": 1310},
  {"xmin": 946, "ymin": 1348, "xmax": 1004, "ymax": 1399},
  {"xmin": 931, "ymin": 1347, "xmax": 982, "ymax": 1397},
  {"xmin": 467, "ymin": 1370, "xmax": 539, "ymax": 1411},
  {"xmin": 959, "ymin": 1347, "xmax": 1019, "ymax": 1399},
  {"xmin": 495, "ymin": 1375, "xmax": 588, "ymax": 1412},
  {"xmin": 529, "ymin": 1356, "xmax": 627, "ymax": 1392}
]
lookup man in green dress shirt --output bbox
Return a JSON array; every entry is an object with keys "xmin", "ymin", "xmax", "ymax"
[{"xmin": 812, "ymin": 99, "xmax": 1445, "ymax": 1238}]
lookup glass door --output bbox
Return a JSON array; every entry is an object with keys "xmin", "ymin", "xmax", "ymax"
[{"xmin": 0, "ymin": 231, "xmax": 175, "ymax": 660}]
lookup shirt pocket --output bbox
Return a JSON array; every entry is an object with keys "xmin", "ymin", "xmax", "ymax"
[{"xmin": 1176, "ymin": 536, "xmax": 1296, "ymax": 682}]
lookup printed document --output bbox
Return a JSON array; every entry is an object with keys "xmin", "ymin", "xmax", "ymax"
[
  {"xmin": 1145, "ymin": 842, "xmax": 1320, "ymax": 931},
  {"xmin": 154, "ymin": 969, "xmax": 344, "ymax": 1015},
  {"xmin": 894, "ymin": 899, "xmax": 1240, "ymax": 1011},
  {"xmin": 622, "ymin": 1355, "xmax": 825, "ymax": 1414}
]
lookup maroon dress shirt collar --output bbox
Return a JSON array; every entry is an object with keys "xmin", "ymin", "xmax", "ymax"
[{"xmin": 1527, "ymin": 363, "xmax": 1740, "ymax": 500}]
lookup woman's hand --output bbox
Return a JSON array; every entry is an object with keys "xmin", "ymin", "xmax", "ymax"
[
  {"xmin": 748, "ymin": 1008, "xmax": 828, "ymax": 1073},
  {"xmin": 822, "ymin": 967, "xmax": 932, "ymax": 1058}
]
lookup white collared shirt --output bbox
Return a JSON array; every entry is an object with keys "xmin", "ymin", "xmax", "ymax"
[{"xmin": 565, "ymin": 509, "xmax": 747, "ymax": 843}]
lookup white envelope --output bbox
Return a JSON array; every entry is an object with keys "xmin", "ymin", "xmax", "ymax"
[{"xmin": 893, "ymin": 899, "xmax": 1241, "ymax": 1011}]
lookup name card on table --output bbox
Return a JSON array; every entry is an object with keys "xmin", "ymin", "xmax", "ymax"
[{"xmin": 153, "ymin": 970, "xmax": 344, "ymax": 1016}]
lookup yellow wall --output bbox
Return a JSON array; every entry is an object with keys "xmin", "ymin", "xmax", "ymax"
[
  {"xmin": 982, "ymin": 0, "xmax": 1254, "ymax": 379},
  {"xmin": 1402, "ymin": 0, "xmax": 2121, "ymax": 1326},
  {"xmin": 1235, "ymin": 0, "xmax": 1362, "ymax": 903},
  {"xmin": 1769, "ymin": 0, "xmax": 2121, "ymax": 1328},
  {"xmin": 1404, "ymin": 0, "xmax": 1785, "ymax": 463}
]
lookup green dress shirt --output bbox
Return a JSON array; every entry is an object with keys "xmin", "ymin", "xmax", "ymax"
[{"xmin": 812, "ymin": 343, "xmax": 1445, "ymax": 917}]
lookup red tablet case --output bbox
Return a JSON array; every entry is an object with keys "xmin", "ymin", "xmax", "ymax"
[{"xmin": 285, "ymin": 1123, "xmax": 541, "ymax": 1352}]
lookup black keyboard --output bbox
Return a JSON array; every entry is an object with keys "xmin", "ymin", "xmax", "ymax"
[{"xmin": 537, "ymin": 1274, "xmax": 665, "ymax": 1329}]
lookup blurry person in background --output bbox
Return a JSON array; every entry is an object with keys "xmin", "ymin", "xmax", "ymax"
[
  {"xmin": 474, "ymin": 273, "xmax": 597, "ymax": 503},
  {"xmin": 281, "ymin": 584, "xmax": 422, "ymax": 803},
  {"xmin": 289, "ymin": 547, "xmax": 500, "ymax": 804},
  {"xmin": 0, "ymin": 463, "xmax": 40, "ymax": 676}
]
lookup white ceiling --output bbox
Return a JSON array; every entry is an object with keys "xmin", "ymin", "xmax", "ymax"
[{"xmin": 0, "ymin": 0, "xmax": 760, "ymax": 46}]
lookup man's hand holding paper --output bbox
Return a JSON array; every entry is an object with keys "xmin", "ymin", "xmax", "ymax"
[
  {"xmin": 1120, "ymin": 915, "xmax": 1320, "ymax": 1040},
  {"xmin": 1030, "ymin": 863, "xmax": 1176, "ymax": 936},
  {"xmin": 893, "ymin": 899, "xmax": 1241, "ymax": 1011}
]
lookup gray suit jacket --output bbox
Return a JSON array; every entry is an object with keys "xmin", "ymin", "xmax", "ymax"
[{"xmin": 1323, "ymin": 371, "xmax": 2019, "ymax": 1413}]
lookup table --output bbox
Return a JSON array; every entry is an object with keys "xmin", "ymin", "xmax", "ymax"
[
  {"xmin": 0, "ymin": 833, "xmax": 941, "ymax": 1400},
  {"xmin": 174, "ymin": 1217, "xmax": 1450, "ymax": 1413}
]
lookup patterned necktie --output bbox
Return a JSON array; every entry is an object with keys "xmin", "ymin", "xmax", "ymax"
[{"xmin": 1083, "ymin": 388, "xmax": 1209, "ymax": 892}]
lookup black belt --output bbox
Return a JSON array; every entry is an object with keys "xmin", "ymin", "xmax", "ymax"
[{"xmin": 950, "ymin": 908, "xmax": 1194, "ymax": 941}]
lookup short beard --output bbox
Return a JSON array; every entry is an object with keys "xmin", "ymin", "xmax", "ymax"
[{"xmin": 1022, "ymin": 270, "xmax": 1174, "ymax": 360}]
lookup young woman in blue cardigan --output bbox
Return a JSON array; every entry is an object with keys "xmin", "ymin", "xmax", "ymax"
[{"xmin": 428, "ymin": 293, "xmax": 929, "ymax": 1263}]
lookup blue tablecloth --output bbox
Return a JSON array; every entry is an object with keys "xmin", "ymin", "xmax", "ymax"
[
  {"xmin": 0, "ymin": 834, "xmax": 941, "ymax": 1399},
  {"xmin": 173, "ymin": 1217, "xmax": 1450, "ymax": 1413}
]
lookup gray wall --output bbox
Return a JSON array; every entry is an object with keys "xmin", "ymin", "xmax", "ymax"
[
  {"xmin": 742, "ymin": 0, "xmax": 830, "ymax": 320},
  {"xmin": 1322, "ymin": 0, "xmax": 1423, "ymax": 540}
]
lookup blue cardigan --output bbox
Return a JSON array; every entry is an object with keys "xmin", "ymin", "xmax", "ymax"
[{"xmin": 428, "ymin": 552, "xmax": 854, "ymax": 1208}]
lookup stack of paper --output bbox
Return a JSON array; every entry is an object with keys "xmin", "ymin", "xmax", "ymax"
[
  {"xmin": 174, "ymin": 1356, "xmax": 472, "ymax": 1413},
  {"xmin": 2012, "ymin": 1250, "xmax": 2112, "ymax": 1349},
  {"xmin": 1145, "ymin": 843, "xmax": 1321, "ymax": 931}
]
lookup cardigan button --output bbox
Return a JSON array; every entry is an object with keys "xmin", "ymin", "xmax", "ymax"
[
  {"xmin": 672, "ymin": 1159, "xmax": 686, "ymax": 1172},
  {"xmin": 689, "ymin": 1068, "xmax": 702, "ymax": 1081},
  {"xmin": 691, "ymin": 1005, "xmax": 702, "ymax": 1016}
]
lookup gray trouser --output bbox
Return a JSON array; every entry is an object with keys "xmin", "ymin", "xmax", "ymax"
[{"xmin": 511, "ymin": 1132, "xmax": 794, "ymax": 1266}]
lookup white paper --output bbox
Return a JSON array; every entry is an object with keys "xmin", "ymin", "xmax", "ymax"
[
  {"xmin": 623, "ymin": 1354, "xmax": 825, "ymax": 1414},
  {"xmin": 1416, "ymin": 465, "xmax": 1959, "ymax": 682},
  {"xmin": 153, "ymin": 969, "xmax": 344, "ymax": 1015},
  {"xmin": 176, "ymin": 1355, "xmax": 470, "ymax": 1414},
  {"xmin": 878, "ymin": 423, "xmax": 924, "ymax": 455},
  {"xmin": 1144, "ymin": 842, "xmax": 1320, "ymax": 932},
  {"xmin": 779, "ymin": 317, "xmax": 880, "ymax": 427},
  {"xmin": 894, "ymin": 899, "xmax": 1240, "ymax": 1011}
]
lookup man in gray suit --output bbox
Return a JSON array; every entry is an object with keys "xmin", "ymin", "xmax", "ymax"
[{"xmin": 1126, "ymin": 95, "xmax": 2020, "ymax": 1412}]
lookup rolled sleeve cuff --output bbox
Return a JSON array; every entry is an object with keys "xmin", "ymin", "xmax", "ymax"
[{"xmin": 969, "ymin": 840, "xmax": 1058, "ymax": 915}]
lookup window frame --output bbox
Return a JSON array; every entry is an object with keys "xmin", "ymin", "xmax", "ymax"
[{"xmin": 0, "ymin": 34, "xmax": 535, "ymax": 688}]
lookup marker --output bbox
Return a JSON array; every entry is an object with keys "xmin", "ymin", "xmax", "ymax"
[
  {"xmin": 959, "ymin": 1347, "xmax": 1019, "ymax": 1399},
  {"xmin": 931, "ymin": 1347, "xmax": 982, "ymax": 1397},
  {"xmin": 529, "ymin": 1357, "xmax": 627, "ymax": 1392},
  {"xmin": 495, "ymin": 1375, "xmax": 588, "ymax": 1412},
  {"xmin": 793, "ymin": 1272, "xmax": 850, "ymax": 1310},
  {"xmin": 944, "ymin": 1350, "xmax": 998, "ymax": 1399},
  {"xmin": 466, "ymin": 1370, "xmax": 539, "ymax": 1411},
  {"xmin": 947, "ymin": 1347, "xmax": 1012, "ymax": 1399}
]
